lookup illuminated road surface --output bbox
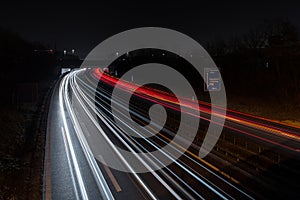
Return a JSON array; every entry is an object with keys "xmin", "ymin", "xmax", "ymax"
[{"xmin": 44, "ymin": 68, "xmax": 300, "ymax": 199}]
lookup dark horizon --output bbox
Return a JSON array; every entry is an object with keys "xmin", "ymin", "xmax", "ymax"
[{"xmin": 1, "ymin": 1, "xmax": 300, "ymax": 59}]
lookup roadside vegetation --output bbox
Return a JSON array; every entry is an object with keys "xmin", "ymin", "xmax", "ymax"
[
  {"xmin": 206, "ymin": 18, "xmax": 300, "ymax": 122},
  {"xmin": 0, "ymin": 28, "xmax": 56, "ymax": 200}
]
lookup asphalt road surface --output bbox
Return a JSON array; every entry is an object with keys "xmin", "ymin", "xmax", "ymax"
[{"xmin": 43, "ymin": 68, "xmax": 300, "ymax": 199}]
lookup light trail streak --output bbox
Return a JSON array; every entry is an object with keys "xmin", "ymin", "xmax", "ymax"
[
  {"xmin": 63, "ymin": 70, "xmax": 115, "ymax": 200},
  {"xmin": 69, "ymin": 72, "xmax": 162, "ymax": 200},
  {"xmin": 91, "ymin": 68, "xmax": 300, "ymax": 151},
  {"xmin": 75, "ymin": 77, "xmax": 203, "ymax": 199},
  {"xmin": 74, "ymin": 73, "xmax": 252, "ymax": 199},
  {"xmin": 61, "ymin": 126, "xmax": 80, "ymax": 200},
  {"xmin": 80, "ymin": 75, "xmax": 254, "ymax": 199},
  {"xmin": 66, "ymin": 68, "xmax": 300, "ymax": 199},
  {"xmin": 59, "ymin": 75, "xmax": 89, "ymax": 200}
]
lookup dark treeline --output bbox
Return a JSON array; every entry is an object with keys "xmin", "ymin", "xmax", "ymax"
[
  {"xmin": 0, "ymin": 27, "xmax": 60, "ymax": 105},
  {"xmin": 205, "ymin": 18, "xmax": 300, "ymax": 104},
  {"xmin": 0, "ymin": 28, "xmax": 59, "ymax": 198}
]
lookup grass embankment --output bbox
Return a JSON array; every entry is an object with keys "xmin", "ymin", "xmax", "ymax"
[
  {"xmin": 0, "ymin": 95, "xmax": 50, "ymax": 199},
  {"xmin": 0, "ymin": 105, "xmax": 48, "ymax": 200}
]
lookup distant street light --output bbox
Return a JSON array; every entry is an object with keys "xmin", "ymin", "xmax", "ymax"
[
  {"xmin": 63, "ymin": 50, "xmax": 66, "ymax": 55},
  {"xmin": 72, "ymin": 49, "xmax": 75, "ymax": 54}
]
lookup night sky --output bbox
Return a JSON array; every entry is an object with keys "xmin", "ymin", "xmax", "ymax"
[{"xmin": 1, "ymin": 1, "xmax": 300, "ymax": 58}]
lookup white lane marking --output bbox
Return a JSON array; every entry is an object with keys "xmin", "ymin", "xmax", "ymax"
[{"xmin": 98, "ymin": 155, "xmax": 122, "ymax": 192}]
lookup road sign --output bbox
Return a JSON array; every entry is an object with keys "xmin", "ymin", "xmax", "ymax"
[{"xmin": 204, "ymin": 68, "xmax": 221, "ymax": 91}]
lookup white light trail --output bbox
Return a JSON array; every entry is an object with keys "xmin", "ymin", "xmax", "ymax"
[
  {"xmin": 59, "ymin": 75, "xmax": 89, "ymax": 200},
  {"xmin": 63, "ymin": 71, "xmax": 115, "ymax": 200}
]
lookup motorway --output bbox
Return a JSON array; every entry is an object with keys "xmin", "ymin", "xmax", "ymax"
[{"xmin": 43, "ymin": 68, "xmax": 300, "ymax": 199}]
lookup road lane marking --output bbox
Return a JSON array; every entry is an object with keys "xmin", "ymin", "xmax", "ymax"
[{"xmin": 98, "ymin": 155, "xmax": 122, "ymax": 192}]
